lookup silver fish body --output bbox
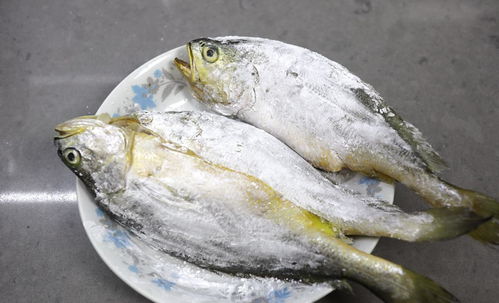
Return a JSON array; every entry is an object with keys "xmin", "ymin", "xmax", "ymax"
[
  {"xmin": 136, "ymin": 111, "xmax": 482, "ymax": 242},
  {"xmin": 54, "ymin": 113, "xmax": 460, "ymax": 302},
  {"xmin": 174, "ymin": 36, "xmax": 499, "ymax": 243},
  {"xmin": 54, "ymin": 115, "xmax": 334, "ymax": 279}
]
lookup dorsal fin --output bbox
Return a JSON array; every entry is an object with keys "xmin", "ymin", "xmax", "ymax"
[{"xmin": 352, "ymin": 88, "xmax": 447, "ymax": 173}]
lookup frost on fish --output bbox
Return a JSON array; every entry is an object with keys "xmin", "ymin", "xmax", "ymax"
[
  {"xmin": 135, "ymin": 111, "xmax": 478, "ymax": 243},
  {"xmin": 174, "ymin": 37, "xmax": 499, "ymax": 227},
  {"xmin": 54, "ymin": 113, "xmax": 464, "ymax": 302},
  {"xmin": 193, "ymin": 36, "xmax": 446, "ymax": 174},
  {"xmin": 100, "ymin": 177, "xmax": 335, "ymax": 280}
]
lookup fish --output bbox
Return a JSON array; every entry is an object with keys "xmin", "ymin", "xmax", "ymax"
[
  {"xmin": 174, "ymin": 36, "xmax": 499, "ymax": 244},
  {"xmin": 54, "ymin": 112, "xmax": 462, "ymax": 302},
  {"xmin": 135, "ymin": 111, "xmax": 484, "ymax": 242}
]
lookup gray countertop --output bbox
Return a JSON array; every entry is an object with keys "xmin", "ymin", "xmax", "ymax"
[{"xmin": 1, "ymin": 0, "xmax": 498, "ymax": 302}]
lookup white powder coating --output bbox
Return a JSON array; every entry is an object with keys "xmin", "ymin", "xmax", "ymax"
[
  {"xmin": 54, "ymin": 114, "xmax": 464, "ymax": 301},
  {"xmin": 102, "ymin": 177, "xmax": 334, "ymax": 278},
  {"xmin": 55, "ymin": 118, "xmax": 338, "ymax": 280},
  {"xmin": 138, "ymin": 111, "xmax": 440, "ymax": 242},
  {"xmin": 206, "ymin": 37, "xmax": 421, "ymax": 162},
  {"xmin": 185, "ymin": 37, "xmax": 465, "ymax": 207}
]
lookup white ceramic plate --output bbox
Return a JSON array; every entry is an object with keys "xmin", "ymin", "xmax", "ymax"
[{"xmin": 77, "ymin": 46, "xmax": 395, "ymax": 303}]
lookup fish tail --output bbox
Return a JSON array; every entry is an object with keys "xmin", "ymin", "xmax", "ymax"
[
  {"xmin": 328, "ymin": 240, "xmax": 459, "ymax": 303},
  {"xmin": 414, "ymin": 207, "xmax": 489, "ymax": 242},
  {"xmin": 404, "ymin": 172, "xmax": 499, "ymax": 244},
  {"xmin": 450, "ymin": 185, "xmax": 499, "ymax": 244},
  {"xmin": 418, "ymin": 176, "xmax": 499, "ymax": 217},
  {"xmin": 468, "ymin": 218, "xmax": 499, "ymax": 245},
  {"xmin": 342, "ymin": 206, "xmax": 487, "ymax": 242},
  {"xmin": 385, "ymin": 269, "xmax": 460, "ymax": 303},
  {"xmin": 357, "ymin": 265, "xmax": 459, "ymax": 303},
  {"xmin": 454, "ymin": 187, "xmax": 499, "ymax": 217}
]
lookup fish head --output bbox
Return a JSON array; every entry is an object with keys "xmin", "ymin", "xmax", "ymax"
[
  {"xmin": 174, "ymin": 37, "xmax": 260, "ymax": 115},
  {"xmin": 54, "ymin": 114, "xmax": 132, "ymax": 195}
]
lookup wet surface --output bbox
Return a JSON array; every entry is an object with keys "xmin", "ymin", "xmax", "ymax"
[{"xmin": 1, "ymin": 0, "xmax": 498, "ymax": 302}]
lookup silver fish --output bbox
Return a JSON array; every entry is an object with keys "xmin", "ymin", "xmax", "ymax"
[
  {"xmin": 174, "ymin": 36, "xmax": 499, "ymax": 244},
  {"xmin": 54, "ymin": 112, "xmax": 461, "ymax": 302},
  {"xmin": 136, "ymin": 111, "xmax": 483, "ymax": 242}
]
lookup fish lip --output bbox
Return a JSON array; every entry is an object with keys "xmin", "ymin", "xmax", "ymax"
[
  {"xmin": 53, "ymin": 114, "xmax": 111, "ymax": 139},
  {"xmin": 174, "ymin": 42, "xmax": 194, "ymax": 82},
  {"xmin": 54, "ymin": 125, "xmax": 84, "ymax": 139}
]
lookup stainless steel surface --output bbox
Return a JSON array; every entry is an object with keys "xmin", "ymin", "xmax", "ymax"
[{"xmin": 1, "ymin": 0, "xmax": 498, "ymax": 302}]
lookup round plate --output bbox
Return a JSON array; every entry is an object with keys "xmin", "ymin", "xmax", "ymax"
[{"xmin": 77, "ymin": 46, "xmax": 395, "ymax": 303}]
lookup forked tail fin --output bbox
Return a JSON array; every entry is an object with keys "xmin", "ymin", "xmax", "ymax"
[
  {"xmin": 469, "ymin": 218, "xmax": 499, "ymax": 245},
  {"xmin": 342, "ymin": 206, "xmax": 488, "ymax": 242},
  {"xmin": 417, "ymin": 177, "xmax": 499, "ymax": 245},
  {"xmin": 454, "ymin": 187, "xmax": 499, "ymax": 244},
  {"xmin": 415, "ymin": 207, "xmax": 489, "ymax": 242},
  {"xmin": 358, "ymin": 264, "xmax": 459, "ymax": 303},
  {"xmin": 387, "ymin": 269, "xmax": 459, "ymax": 303},
  {"xmin": 332, "ymin": 239, "xmax": 459, "ymax": 303},
  {"xmin": 457, "ymin": 188, "xmax": 499, "ymax": 217}
]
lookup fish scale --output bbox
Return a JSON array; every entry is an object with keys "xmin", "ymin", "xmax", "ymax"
[
  {"xmin": 54, "ymin": 112, "xmax": 471, "ymax": 302},
  {"xmin": 175, "ymin": 36, "xmax": 499, "ymax": 245},
  {"xmin": 137, "ymin": 111, "xmax": 482, "ymax": 243}
]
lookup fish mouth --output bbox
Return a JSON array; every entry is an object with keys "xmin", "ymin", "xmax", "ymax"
[
  {"xmin": 174, "ymin": 42, "xmax": 194, "ymax": 83},
  {"xmin": 54, "ymin": 114, "xmax": 112, "ymax": 139},
  {"xmin": 54, "ymin": 127, "xmax": 84, "ymax": 140}
]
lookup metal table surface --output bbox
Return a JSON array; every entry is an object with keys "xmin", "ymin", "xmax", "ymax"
[{"xmin": 1, "ymin": 1, "xmax": 498, "ymax": 302}]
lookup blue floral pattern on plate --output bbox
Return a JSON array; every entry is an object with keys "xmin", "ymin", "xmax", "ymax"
[
  {"xmin": 129, "ymin": 68, "xmax": 185, "ymax": 111},
  {"xmin": 359, "ymin": 176, "xmax": 383, "ymax": 197}
]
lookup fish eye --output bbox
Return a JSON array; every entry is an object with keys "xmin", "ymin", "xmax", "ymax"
[
  {"xmin": 62, "ymin": 147, "xmax": 81, "ymax": 167},
  {"xmin": 202, "ymin": 45, "xmax": 219, "ymax": 63}
]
